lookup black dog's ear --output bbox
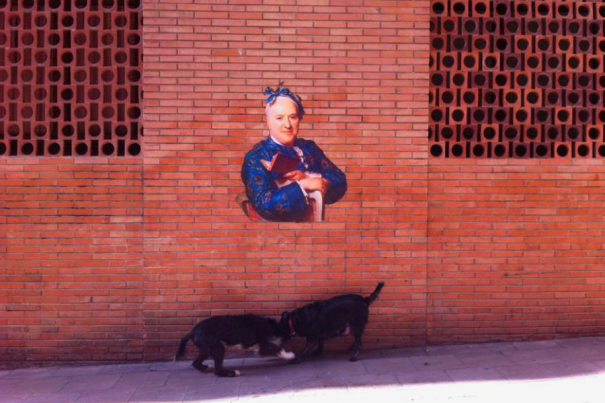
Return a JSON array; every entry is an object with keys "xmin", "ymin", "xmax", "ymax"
[{"xmin": 281, "ymin": 311, "xmax": 290, "ymax": 322}]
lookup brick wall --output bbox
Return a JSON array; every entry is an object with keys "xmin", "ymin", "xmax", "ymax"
[
  {"xmin": 2, "ymin": 0, "xmax": 605, "ymax": 366},
  {"xmin": 1, "ymin": 158, "xmax": 144, "ymax": 362},
  {"xmin": 427, "ymin": 158, "xmax": 605, "ymax": 343}
]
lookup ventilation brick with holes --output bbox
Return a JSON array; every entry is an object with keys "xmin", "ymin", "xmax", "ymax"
[
  {"xmin": 0, "ymin": 0, "xmax": 142, "ymax": 157},
  {"xmin": 430, "ymin": 0, "xmax": 605, "ymax": 159}
]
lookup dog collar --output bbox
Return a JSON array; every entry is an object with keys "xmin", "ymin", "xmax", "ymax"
[{"xmin": 288, "ymin": 317, "xmax": 296, "ymax": 336}]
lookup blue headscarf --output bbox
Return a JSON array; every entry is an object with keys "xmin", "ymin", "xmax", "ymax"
[{"xmin": 264, "ymin": 82, "xmax": 305, "ymax": 119}]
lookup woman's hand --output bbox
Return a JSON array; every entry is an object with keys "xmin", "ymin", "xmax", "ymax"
[{"xmin": 282, "ymin": 170, "xmax": 308, "ymax": 182}]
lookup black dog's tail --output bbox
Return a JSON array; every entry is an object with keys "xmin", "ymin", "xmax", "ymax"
[
  {"xmin": 174, "ymin": 330, "xmax": 194, "ymax": 362},
  {"xmin": 365, "ymin": 282, "xmax": 385, "ymax": 305}
]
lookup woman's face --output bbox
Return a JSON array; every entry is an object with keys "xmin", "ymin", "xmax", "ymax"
[{"xmin": 266, "ymin": 97, "xmax": 300, "ymax": 146}]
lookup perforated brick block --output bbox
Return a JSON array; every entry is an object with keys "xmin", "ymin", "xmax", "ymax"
[
  {"xmin": 0, "ymin": 0, "xmax": 143, "ymax": 157},
  {"xmin": 430, "ymin": 0, "xmax": 605, "ymax": 159}
]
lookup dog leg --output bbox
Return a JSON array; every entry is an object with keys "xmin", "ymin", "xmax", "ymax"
[
  {"xmin": 210, "ymin": 342, "xmax": 239, "ymax": 377},
  {"xmin": 349, "ymin": 332, "xmax": 362, "ymax": 362},
  {"xmin": 313, "ymin": 340, "xmax": 324, "ymax": 356},
  {"xmin": 278, "ymin": 349, "xmax": 296, "ymax": 360},
  {"xmin": 192, "ymin": 348, "xmax": 211, "ymax": 373},
  {"xmin": 299, "ymin": 339, "xmax": 316, "ymax": 358}
]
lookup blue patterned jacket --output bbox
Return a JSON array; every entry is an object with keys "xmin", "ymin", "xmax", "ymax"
[{"xmin": 241, "ymin": 137, "xmax": 347, "ymax": 222}]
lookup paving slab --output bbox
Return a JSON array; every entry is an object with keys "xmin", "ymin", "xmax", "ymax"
[
  {"xmin": 0, "ymin": 369, "xmax": 12, "ymax": 380},
  {"xmin": 150, "ymin": 360, "xmax": 197, "ymax": 372},
  {"xmin": 3, "ymin": 398, "xmax": 30, "ymax": 403},
  {"xmin": 73, "ymin": 388, "xmax": 136, "ymax": 403},
  {"xmin": 341, "ymin": 373, "xmax": 399, "ymax": 387},
  {"xmin": 129, "ymin": 385, "xmax": 187, "ymax": 403},
  {"xmin": 592, "ymin": 359, "xmax": 605, "ymax": 369},
  {"xmin": 0, "ymin": 376, "xmax": 73, "ymax": 395},
  {"xmin": 551, "ymin": 345, "xmax": 605, "ymax": 363},
  {"xmin": 2, "ymin": 336, "xmax": 605, "ymax": 403},
  {"xmin": 555, "ymin": 337, "xmax": 605, "ymax": 348},
  {"xmin": 238, "ymin": 377, "xmax": 294, "ymax": 399},
  {"xmin": 239, "ymin": 359, "xmax": 315, "ymax": 380},
  {"xmin": 20, "ymin": 365, "xmax": 104, "ymax": 379},
  {"xmin": 501, "ymin": 347, "xmax": 564, "ymax": 365},
  {"xmin": 511, "ymin": 339, "xmax": 560, "ymax": 350},
  {"xmin": 446, "ymin": 367, "xmax": 508, "ymax": 382},
  {"xmin": 466, "ymin": 341, "xmax": 518, "ymax": 354},
  {"xmin": 362, "ymin": 356, "xmax": 416, "ymax": 374},
  {"xmin": 425, "ymin": 344, "xmax": 474, "ymax": 356},
  {"xmin": 455, "ymin": 352, "xmax": 515, "ymax": 368},
  {"xmin": 23, "ymin": 391, "xmax": 81, "ymax": 403},
  {"xmin": 409, "ymin": 354, "xmax": 467, "ymax": 371},
  {"xmin": 60, "ymin": 374, "xmax": 121, "ymax": 392},
  {"xmin": 493, "ymin": 361, "xmax": 602, "ymax": 381},
  {"xmin": 312, "ymin": 357, "xmax": 367, "ymax": 377},
  {"xmin": 381, "ymin": 346, "xmax": 428, "ymax": 358},
  {"xmin": 113, "ymin": 371, "xmax": 170, "ymax": 388},
  {"xmin": 396, "ymin": 369, "xmax": 452, "ymax": 384},
  {"xmin": 164, "ymin": 368, "xmax": 220, "ymax": 387},
  {"xmin": 184, "ymin": 383, "xmax": 240, "ymax": 402},
  {"xmin": 292, "ymin": 374, "xmax": 348, "ymax": 389},
  {"xmin": 99, "ymin": 363, "xmax": 152, "ymax": 375}
]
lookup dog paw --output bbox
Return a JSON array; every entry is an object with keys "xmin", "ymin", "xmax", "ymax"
[
  {"xmin": 278, "ymin": 349, "xmax": 296, "ymax": 360},
  {"xmin": 215, "ymin": 369, "xmax": 239, "ymax": 377}
]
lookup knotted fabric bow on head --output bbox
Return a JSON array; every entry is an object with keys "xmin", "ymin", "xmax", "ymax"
[{"xmin": 264, "ymin": 82, "xmax": 305, "ymax": 119}]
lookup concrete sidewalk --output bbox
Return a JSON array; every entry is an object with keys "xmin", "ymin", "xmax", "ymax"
[{"xmin": 2, "ymin": 337, "xmax": 605, "ymax": 403}]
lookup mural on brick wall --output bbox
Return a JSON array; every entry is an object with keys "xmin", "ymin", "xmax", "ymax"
[
  {"xmin": 0, "ymin": 0, "xmax": 143, "ymax": 157},
  {"xmin": 237, "ymin": 83, "xmax": 348, "ymax": 223},
  {"xmin": 430, "ymin": 0, "xmax": 605, "ymax": 159}
]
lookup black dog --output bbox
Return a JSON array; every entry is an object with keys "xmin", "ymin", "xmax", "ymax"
[
  {"xmin": 281, "ymin": 282, "xmax": 384, "ymax": 362},
  {"xmin": 174, "ymin": 314, "xmax": 296, "ymax": 377}
]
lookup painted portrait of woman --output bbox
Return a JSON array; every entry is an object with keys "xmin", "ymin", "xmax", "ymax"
[{"xmin": 240, "ymin": 84, "xmax": 347, "ymax": 222}]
